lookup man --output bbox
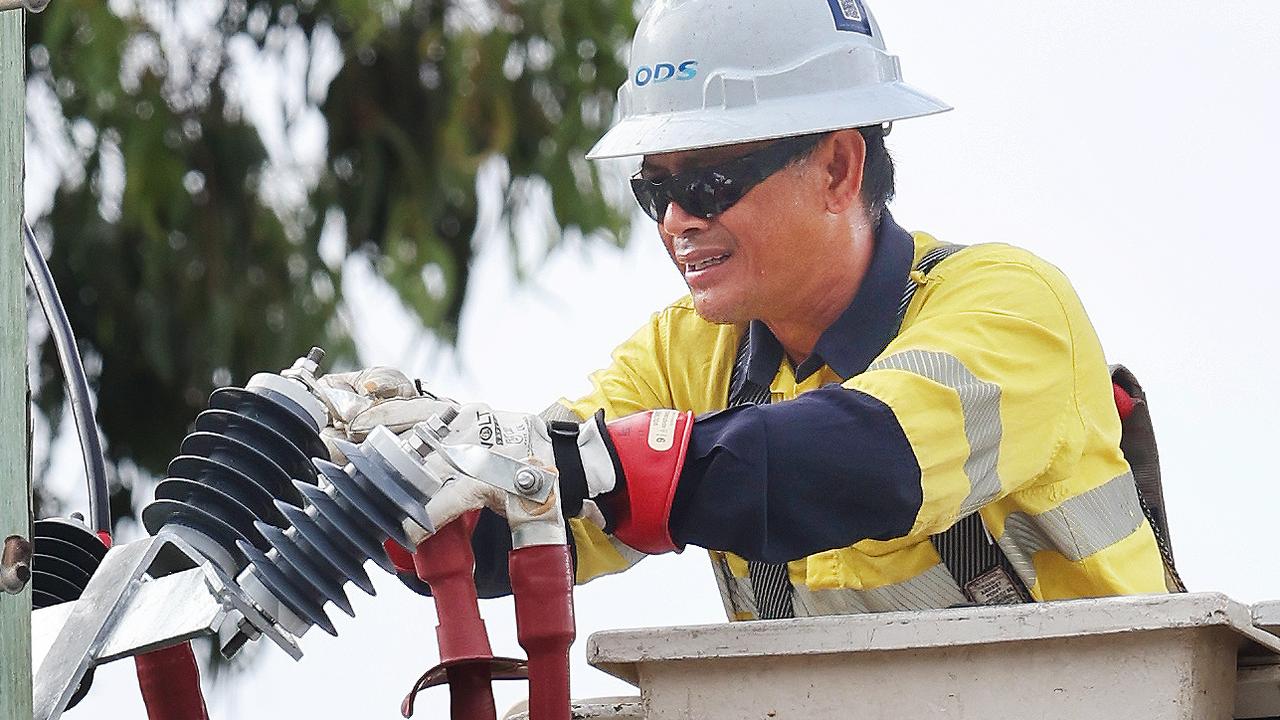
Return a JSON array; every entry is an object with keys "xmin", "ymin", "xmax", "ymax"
[{"xmin": 325, "ymin": 0, "xmax": 1168, "ymax": 619}]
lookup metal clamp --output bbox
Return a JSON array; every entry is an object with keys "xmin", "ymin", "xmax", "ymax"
[
  {"xmin": 411, "ymin": 424, "xmax": 557, "ymax": 503},
  {"xmin": 0, "ymin": 0, "xmax": 51, "ymax": 12}
]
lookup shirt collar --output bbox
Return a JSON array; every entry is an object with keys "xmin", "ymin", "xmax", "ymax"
[{"xmin": 743, "ymin": 211, "xmax": 916, "ymax": 386}]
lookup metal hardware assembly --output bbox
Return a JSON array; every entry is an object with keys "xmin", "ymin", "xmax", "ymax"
[
  {"xmin": 1, "ymin": 534, "xmax": 32, "ymax": 593},
  {"xmin": 29, "ymin": 348, "xmax": 579, "ymax": 720},
  {"xmin": 411, "ymin": 424, "xmax": 557, "ymax": 503},
  {"xmin": 30, "ymin": 352, "xmax": 335, "ymax": 720},
  {"xmin": 0, "ymin": 0, "xmax": 52, "ymax": 13},
  {"xmin": 31, "ymin": 532, "xmax": 301, "ymax": 720},
  {"xmin": 514, "ymin": 468, "xmax": 543, "ymax": 495}
]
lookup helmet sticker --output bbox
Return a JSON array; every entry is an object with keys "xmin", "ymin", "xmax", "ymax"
[
  {"xmin": 826, "ymin": 0, "xmax": 873, "ymax": 35},
  {"xmin": 633, "ymin": 60, "xmax": 698, "ymax": 87}
]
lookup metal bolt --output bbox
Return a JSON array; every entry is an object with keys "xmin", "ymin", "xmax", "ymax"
[
  {"xmin": 514, "ymin": 468, "xmax": 543, "ymax": 495},
  {"xmin": 1, "ymin": 535, "xmax": 33, "ymax": 594},
  {"xmin": 306, "ymin": 347, "xmax": 325, "ymax": 365}
]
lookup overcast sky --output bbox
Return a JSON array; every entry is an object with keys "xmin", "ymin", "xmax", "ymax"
[{"xmin": 44, "ymin": 0, "xmax": 1280, "ymax": 717}]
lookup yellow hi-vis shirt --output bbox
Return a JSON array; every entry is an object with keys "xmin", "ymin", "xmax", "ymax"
[{"xmin": 558, "ymin": 226, "xmax": 1167, "ymax": 619}]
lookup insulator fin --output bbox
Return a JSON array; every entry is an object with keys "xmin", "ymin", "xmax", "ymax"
[
  {"xmin": 277, "ymin": 502, "xmax": 375, "ymax": 597},
  {"xmin": 256, "ymin": 523, "xmax": 355, "ymax": 617},
  {"xmin": 315, "ymin": 458, "xmax": 416, "ymax": 549},
  {"xmin": 340, "ymin": 442, "xmax": 434, "ymax": 536},
  {"xmin": 237, "ymin": 540, "xmax": 338, "ymax": 636},
  {"xmin": 296, "ymin": 482, "xmax": 396, "ymax": 575}
]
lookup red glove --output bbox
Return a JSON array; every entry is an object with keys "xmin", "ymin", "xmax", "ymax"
[{"xmin": 559, "ymin": 410, "xmax": 694, "ymax": 555}]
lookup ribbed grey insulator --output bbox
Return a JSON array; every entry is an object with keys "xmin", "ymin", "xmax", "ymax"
[
  {"xmin": 233, "ymin": 437, "xmax": 434, "ymax": 636},
  {"xmin": 142, "ymin": 383, "xmax": 328, "ymax": 577},
  {"xmin": 144, "ymin": 375, "xmax": 438, "ymax": 639}
]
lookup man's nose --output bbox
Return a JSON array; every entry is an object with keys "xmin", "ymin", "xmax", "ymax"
[{"xmin": 661, "ymin": 199, "xmax": 712, "ymax": 237}]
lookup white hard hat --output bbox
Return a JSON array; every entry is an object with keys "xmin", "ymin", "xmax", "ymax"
[{"xmin": 586, "ymin": 0, "xmax": 951, "ymax": 160}]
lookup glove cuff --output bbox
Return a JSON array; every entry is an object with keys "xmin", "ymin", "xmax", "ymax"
[
  {"xmin": 548, "ymin": 411, "xmax": 622, "ymax": 520},
  {"xmin": 548, "ymin": 420, "xmax": 589, "ymax": 518},
  {"xmin": 601, "ymin": 410, "xmax": 694, "ymax": 555}
]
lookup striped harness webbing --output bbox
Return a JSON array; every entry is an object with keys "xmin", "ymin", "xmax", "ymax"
[
  {"xmin": 727, "ymin": 338, "xmax": 797, "ymax": 619},
  {"xmin": 901, "ymin": 244, "xmax": 1033, "ymax": 603}
]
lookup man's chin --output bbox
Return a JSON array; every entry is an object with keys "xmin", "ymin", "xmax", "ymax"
[{"xmin": 689, "ymin": 294, "xmax": 747, "ymax": 325}]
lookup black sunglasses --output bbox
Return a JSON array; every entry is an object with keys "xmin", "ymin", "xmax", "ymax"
[{"xmin": 631, "ymin": 134, "xmax": 823, "ymax": 222}]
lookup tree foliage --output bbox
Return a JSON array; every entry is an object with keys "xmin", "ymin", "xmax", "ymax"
[{"xmin": 24, "ymin": 0, "xmax": 636, "ymax": 526}]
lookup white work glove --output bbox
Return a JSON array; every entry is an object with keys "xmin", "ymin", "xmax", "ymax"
[
  {"xmin": 316, "ymin": 366, "xmax": 457, "ymax": 463},
  {"xmin": 419, "ymin": 403, "xmax": 618, "ymax": 541}
]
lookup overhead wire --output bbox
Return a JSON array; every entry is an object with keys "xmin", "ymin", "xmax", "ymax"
[{"xmin": 22, "ymin": 220, "xmax": 112, "ymax": 534}]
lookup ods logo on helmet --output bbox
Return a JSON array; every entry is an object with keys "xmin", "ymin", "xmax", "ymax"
[{"xmin": 634, "ymin": 60, "xmax": 698, "ymax": 87}]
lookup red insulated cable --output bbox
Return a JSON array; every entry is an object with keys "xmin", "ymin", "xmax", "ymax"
[
  {"xmin": 510, "ymin": 545, "xmax": 575, "ymax": 720},
  {"xmin": 443, "ymin": 664, "xmax": 498, "ymax": 720},
  {"xmin": 414, "ymin": 512, "xmax": 498, "ymax": 720},
  {"xmin": 134, "ymin": 642, "xmax": 210, "ymax": 720}
]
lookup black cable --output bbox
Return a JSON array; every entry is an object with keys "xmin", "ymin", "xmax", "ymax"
[{"xmin": 22, "ymin": 220, "xmax": 111, "ymax": 534}]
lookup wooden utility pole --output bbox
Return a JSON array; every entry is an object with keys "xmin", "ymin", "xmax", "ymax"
[{"xmin": 0, "ymin": 8, "xmax": 31, "ymax": 720}]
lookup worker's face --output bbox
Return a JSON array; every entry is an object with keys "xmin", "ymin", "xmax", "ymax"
[{"xmin": 640, "ymin": 139, "xmax": 836, "ymax": 324}]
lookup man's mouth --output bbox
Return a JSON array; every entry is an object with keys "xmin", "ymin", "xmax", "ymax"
[{"xmin": 686, "ymin": 253, "xmax": 731, "ymax": 273}]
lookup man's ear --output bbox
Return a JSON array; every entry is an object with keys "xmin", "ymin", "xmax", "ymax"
[{"xmin": 821, "ymin": 129, "xmax": 867, "ymax": 215}]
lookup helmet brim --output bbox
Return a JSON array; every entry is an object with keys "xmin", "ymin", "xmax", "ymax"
[{"xmin": 586, "ymin": 82, "xmax": 951, "ymax": 160}]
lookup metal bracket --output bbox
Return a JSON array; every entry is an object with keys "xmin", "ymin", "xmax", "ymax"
[
  {"xmin": 412, "ymin": 425, "xmax": 556, "ymax": 503},
  {"xmin": 31, "ymin": 532, "xmax": 302, "ymax": 720},
  {"xmin": 0, "ymin": 0, "xmax": 51, "ymax": 12}
]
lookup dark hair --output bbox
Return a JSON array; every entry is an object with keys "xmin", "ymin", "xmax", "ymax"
[
  {"xmin": 794, "ymin": 125, "xmax": 896, "ymax": 222},
  {"xmin": 857, "ymin": 124, "xmax": 896, "ymax": 223}
]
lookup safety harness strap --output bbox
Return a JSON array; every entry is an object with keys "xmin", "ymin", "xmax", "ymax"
[
  {"xmin": 905, "ymin": 245, "xmax": 1185, "ymax": 600},
  {"xmin": 723, "ymin": 241, "xmax": 1180, "ymax": 617},
  {"xmin": 726, "ymin": 336, "xmax": 798, "ymax": 619},
  {"xmin": 899, "ymin": 243, "xmax": 1034, "ymax": 604},
  {"xmin": 1110, "ymin": 364, "xmax": 1186, "ymax": 592},
  {"xmin": 723, "ymin": 243, "xmax": 986, "ymax": 618}
]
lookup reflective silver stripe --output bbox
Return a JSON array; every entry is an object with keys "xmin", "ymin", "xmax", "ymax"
[
  {"xmin": 996, "ymin": 472, "xmax": 1146, "ymax": 588},
  {"xmin": 791, "ymin": 563, "xmax": 967, "ymax": 615},
  {"xmin": 792, "ymin": 584, "xmax": 870, "ymax": 616},
  {"xmin": 709, "ymin": 554, "xmax": 758, "ymax": 620},
  {"xmin": 563, "ymin": 531, "xmax": 646, "ymax": 583},
  {"xmin": 607, "ymin": 536, "xmax": 647, "ymax": 569},
  {"xmin": 867, "ymin": 350, "xmax": 1003, "ymax": 516}
]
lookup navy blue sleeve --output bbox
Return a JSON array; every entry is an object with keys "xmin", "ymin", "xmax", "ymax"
[{"xmin": 669, "ymin": 385, "xmax": 922, "ymax": 563}]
